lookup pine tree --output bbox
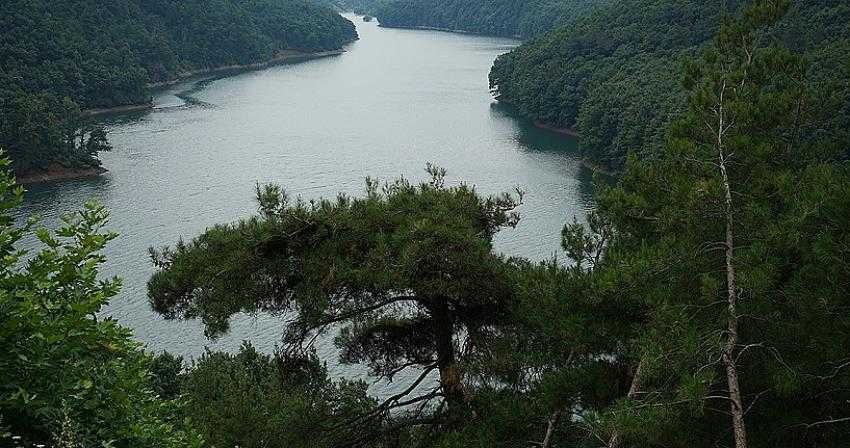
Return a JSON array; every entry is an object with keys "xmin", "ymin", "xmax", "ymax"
[
  {"xmin": 587, "ymin": 0, "xmax": 850, "ymax": 446},
  {"xmin": 148, "ymin": 165, "xmax": 524, "ymax": 425}
]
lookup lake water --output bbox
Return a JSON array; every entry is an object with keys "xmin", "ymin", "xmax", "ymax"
[{"xmin": 17, "ymin": 14, "xmax": 593, "ymax": 396}]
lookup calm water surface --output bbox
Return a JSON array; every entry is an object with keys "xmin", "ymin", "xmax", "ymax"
[{"xmin": 18, "ymin": 15, "xmax": 592, "ymax": 395}]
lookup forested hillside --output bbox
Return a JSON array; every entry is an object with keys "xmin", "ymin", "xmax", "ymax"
[
  {"xmin": 373, "ymin": 0, "xmax": 604, "ymax": 38},
  {"xmin": 144, "ymin": 2, "xmax": 850, "ymax": 447},
  {"xmin": 4, "ymin": 1, "xmax": 850, "ymax": 447},
  {"xmin": 141, "ymin": 3, "xmax": 850, "ymax": 445},
  {"xmin": 490, "ymin": 0, "xmax": 850, "ymax": 170},
  {"xmin": 0, "ymin": 0, "xmax": 357, "ymax": 177}
]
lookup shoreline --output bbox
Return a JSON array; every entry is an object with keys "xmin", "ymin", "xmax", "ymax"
[
  {"xmin": 146, "ymin": 49, "xmax": 346, "ymax": 89},
  {"xmin": 17, "ymin": 165, "xmax": 107, "ymax": 185},
  {"xmin": 533, "ymin": 120, "xmax": 579, "ymax": 137},
  {"xmin": 529, "ymin": 120, "xmax": 617, "ymax": 176},
  {"xmin": 378, "ymin": 23, "xmax": 522, "ymax": 39},
  {"xmin": 84, "ymin": 49, "xmax": 346, "ymax": 117},
  {"xmin": 578, "ymin": 157, "xmax": 617, "ymax": 177},
  {"xmin": 493, "ymin": 100, "xmax": 609, "ymax": 173},
  {"xmin": 84, "ymin": 103, "xmax": 154, "ymax": 117}
]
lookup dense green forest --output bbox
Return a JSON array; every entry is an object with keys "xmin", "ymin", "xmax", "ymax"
[
  {"xmin": 372, "ymin": 0, "xmax": 604, "ymax": 37},
  {"xmin": 2, "ymin": 0, "xmax": 849, "ymax": 447},
  {"xmin": 131, "ymin": 2, "xmax": 842, "ymax": 446},
  {"xmin": 0, "ymin": 0, "xmax": 356, "ymax": 177},
  {"xmin": 490, "ymin": 0, "xmax": 850, "ymax": 170}
]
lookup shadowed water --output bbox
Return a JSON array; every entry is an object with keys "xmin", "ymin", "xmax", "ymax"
[{"xmin": 17, "ymin": 14, "xmax": 593, "ymax": 397}]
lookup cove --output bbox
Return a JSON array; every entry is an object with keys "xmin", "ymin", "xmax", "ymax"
[{"xmin": 16, "ymin": 14, "xmax": 592, "ymax": 396}]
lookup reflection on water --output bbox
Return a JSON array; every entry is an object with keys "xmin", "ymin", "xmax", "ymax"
[
  {"xmin": 490, "ymin": 102, "xmax": 596, "ymax": 202},
  {"xmin": 16, "ymin": 14, "xmax": 593, "ymax": 398}
]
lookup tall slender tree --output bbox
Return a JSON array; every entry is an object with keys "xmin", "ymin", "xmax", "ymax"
[{"xmin": 588, "ymin": 0, "xmax": 850, "ymax": 446}]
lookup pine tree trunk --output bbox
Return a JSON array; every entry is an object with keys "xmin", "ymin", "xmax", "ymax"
[
  {"xmin": 608, "ymin": 360, "xmax": 644, "ymax": 448},
  {"xmin": 438, "ymin": 359, "xmax": 464, "ymax": 407},
  {"xmin": 715, "ymin": 84, "xmax": 749, "ymax": 448},
  {"xmin": 542, "ymin": 409, "xmax": 562, "ymax": 448},
  {"xmin": 432, "ymin": 299, "xmax": 464, "ymax": 411},
  {"xmin": 719, "ymin": 158, "xmax": 748, "ymax": 448}
]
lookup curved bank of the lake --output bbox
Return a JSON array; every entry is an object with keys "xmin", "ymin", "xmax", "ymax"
[
  {"xmin": 83, "ymin": 50, "xmax": 349, "ymax": 118},
  {"xmin": 17, "ymin": 14, "xmax": 592, "ymax": 397},
  {"xmin": 18, "ymin": 165, "xmax": 107, "ymax": 185},
  {"xmin": 378, "ymin": 23, "xmax": 522, "ymax": 39}
]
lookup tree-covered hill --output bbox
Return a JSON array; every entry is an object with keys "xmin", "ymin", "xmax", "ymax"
[
  {"xmin": 0, "ymin": 0, "xmax": 357, "ymax": 177},
  {"xmin": 372, "ymin": 0, "xmax": 605, "ymax": 38},
  {"xmin": 490, "ymin": 0, "xmax": 850, "ymax": 171},
  {"xmin": 4, "ymin": 1, "xmax": 850, "ymax": 446},
  {"xmin": 141, "ymin": 3, "xmax": 850, "ymax": 446}
]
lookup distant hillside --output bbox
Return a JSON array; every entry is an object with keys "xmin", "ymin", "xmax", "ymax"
[
  {"xmin": 0, "ymin": 0, "xmax": 357, "ymax": 177},
  {"xmin": 372, "ymin": 0, "xmax": 604, "ymax": 38},
  {"xmin": 490, "ymin": 0, "xmax": 850, "ymax": 171},
  {"xmin": 306, "ymin": 0, "xmax": 379, "ymax": 14}
]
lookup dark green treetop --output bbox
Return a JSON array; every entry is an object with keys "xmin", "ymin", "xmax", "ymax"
[
  {"xmin": 149, "ymin": 165, "xmax": 524, "ymax": 419},
  {"xmin": 165, "ymin": 342, "xmax": 381, "ymax": 448},
  {"xmin": 578, "ymin": 0, "xmax": 850, "ymax": 445},
  {"xmin": 0, "ymin": 153, "xmax": 202, "ymax": 447}
]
